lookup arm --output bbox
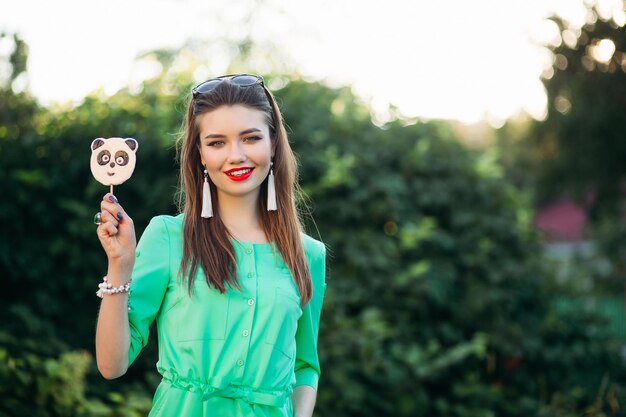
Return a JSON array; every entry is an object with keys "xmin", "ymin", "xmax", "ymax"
[
  {"xmin": 291, "ymin": 385, "xmax": 317, "ymax": 417},
  {"xmin": 291, "ymin": 243, "xmax": 327, "ymax": 416},
  {"xmin": 95, "ymin": 262, "xmax": 132, "ymax": 379},
  {"xmin": 95, "ymin": 194, "xmax": 134, "ymax": 379},
  {"xmin": 95, "ymin": 198, "xmax": 169, "ymax": 378}
]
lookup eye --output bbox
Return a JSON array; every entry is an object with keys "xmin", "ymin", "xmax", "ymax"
[
  {"xmin": 97, "ymin": 150, "xmax": 111, "ymax": 165},
  {"xmin": 244, "ymin": 136, "xmax": 262, "ymax": 142},
  {"xmin": 207, "ymin": 141, "xmax": 224, "ymax": 147},
  {"xmin": 115, "ymin": 151, "xmax": 129, "ymax": 166}
]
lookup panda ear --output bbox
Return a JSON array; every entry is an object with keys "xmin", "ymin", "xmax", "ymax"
[
  {"xmin": 91, "ymin": 138, "xmax": 105, "ymax": 151},
  {"xmin": 125, "ymin": 138, "xmax": 138, "ymax": 152}
]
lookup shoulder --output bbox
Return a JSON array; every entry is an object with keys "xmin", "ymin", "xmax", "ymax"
[
  {"xmin": 300, "ymin": 232, "xmax": 326, "ymax": 264},
  {"xmin": 144, "ymin": 213, "xmax": 183, "ymax": 234},
  {"xmin": 138, "ymin": 213, "xmax": 183, "ymax": 245},
  {"xmin": 300, "ymin": 233, "xmax": 326, "ymax": 287},
  {"xmin": 153, "ymin": 213, "xmax": 184, "ymax": 228},
  {"xmin": 300, "ymin": 233, "xmax": 328, "ymax": 296}
]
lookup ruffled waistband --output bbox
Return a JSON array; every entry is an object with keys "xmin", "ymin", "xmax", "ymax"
[{"xmin": 159, "ymin": 368, "xmax": 292, "ymax": 407}]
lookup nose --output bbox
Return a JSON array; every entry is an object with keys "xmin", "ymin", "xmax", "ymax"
[
  {"xmin": 227, "ymin": 142, "xmax": 246, "ymax": 163},
  {"xmin": 110, "ymin": 162, "xmax": 115, "ymax": 168}
]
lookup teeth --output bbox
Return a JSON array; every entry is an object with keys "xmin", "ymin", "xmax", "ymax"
[{"xmin": 228, "ymin": 169, "xmax": 252, "ymax": 176}]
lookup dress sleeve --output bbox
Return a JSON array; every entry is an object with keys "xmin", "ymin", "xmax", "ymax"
[
  {"xmin": 294, "ymin": 243, "xmax": 327, "ymax": 390},
  {"xmin": 127, "ymin": 216, "xmax": 171, "ymax": 366}
]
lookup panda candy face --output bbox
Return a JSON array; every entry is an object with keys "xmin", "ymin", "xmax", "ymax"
[{"xmin": 90, "ymin": 137, "xmax": 138, "ymax": 186}]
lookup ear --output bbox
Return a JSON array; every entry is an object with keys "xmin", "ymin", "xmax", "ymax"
[
  {"xmin": 125, "ymin": 138, "xmax": 138, "ymax": 152},
  {"xmin": 91, "ymin": 138, "xmax": 105, "ymax": 151}
]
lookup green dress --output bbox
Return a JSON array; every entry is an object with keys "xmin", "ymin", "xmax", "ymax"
[{"xmin": 127, "ymin": 214, "xmax": 327, "ymax": 416}]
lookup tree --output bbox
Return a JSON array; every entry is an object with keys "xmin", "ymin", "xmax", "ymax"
[
  {"xmin": 526, "ymin": 1, "xmax": 626, "ymax": 219},
  {"xmin": 277, "ymin": 80, "xmax": 626, "ymax": 417}
]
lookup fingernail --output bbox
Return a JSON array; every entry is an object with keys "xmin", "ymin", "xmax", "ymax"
[
  {"xmin": 117, "ymin": 212, "xmax": 123, "ymax": 221},
  {"xmin": 109, "ymin": 195, "xmax": 118, "ymax": 203}
]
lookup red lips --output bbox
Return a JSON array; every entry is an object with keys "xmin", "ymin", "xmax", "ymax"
[{"xmin": 224, "ymin": 167, "xmax": 254, "ymax": 182}]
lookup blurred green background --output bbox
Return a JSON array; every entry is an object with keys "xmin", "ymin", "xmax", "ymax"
[{"xmin": 2, "ymin": 1, "xmax": 626, "ymax": 416}]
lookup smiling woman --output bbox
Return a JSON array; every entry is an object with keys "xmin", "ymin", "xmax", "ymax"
[{"xmin": 94, "ymin": 74, "xmax": 327, "ymax": 417}]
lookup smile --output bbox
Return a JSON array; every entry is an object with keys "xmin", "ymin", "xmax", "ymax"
[
  {"xmin": 224, "ymin": 168, "xmax": 254, "ymax": 181},
  {"xmin": 107, "ymin": 172, "xmax": 115, "ymax": 176}
]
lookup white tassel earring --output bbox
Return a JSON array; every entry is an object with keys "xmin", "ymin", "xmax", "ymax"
[
  {"xmin": 267, "ymin": 161, "xmax": 277, "ymax": 211},
  {"xmin": 201, "ymin": 168, "xmax": 213, "ymax": 218}
]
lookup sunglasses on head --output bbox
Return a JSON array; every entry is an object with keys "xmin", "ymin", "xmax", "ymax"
[{"xmin": 191, "ymin": 74, "xmax": 264, "ymax": 99}]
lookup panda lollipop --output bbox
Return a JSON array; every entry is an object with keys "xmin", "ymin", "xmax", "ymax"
[{"xmin": 90, "ymin": 137, "xmax": 138, "ymax": 194}]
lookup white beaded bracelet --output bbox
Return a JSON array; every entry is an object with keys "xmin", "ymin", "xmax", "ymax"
[{"xmin": 96, "ymin": 276, "xmax": 131, "ymax": 298}]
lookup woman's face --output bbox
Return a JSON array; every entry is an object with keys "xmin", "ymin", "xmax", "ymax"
[{"xmin": 197, "ymin": 104, "xmax": 274, "ymax": 203}]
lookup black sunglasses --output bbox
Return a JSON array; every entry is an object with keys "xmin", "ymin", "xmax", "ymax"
[{"xmin": 191, "ymin": 74, "xmax": 264, "ymax": 99}]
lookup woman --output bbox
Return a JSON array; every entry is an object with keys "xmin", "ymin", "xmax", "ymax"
[{"xmin": 94, "ymin": 74, "xmax": 327, "ymax": 417}]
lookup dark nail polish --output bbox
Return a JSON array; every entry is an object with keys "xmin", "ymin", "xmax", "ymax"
[
  {"xmin": 109, "ymin": 195, "xmax": 118, "ymax": 203},
  {"xmin": 117, "ymin": 212, "xmax": 123, "ymax": 221}
]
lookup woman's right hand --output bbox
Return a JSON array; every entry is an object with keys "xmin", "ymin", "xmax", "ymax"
[{"xmin": 96, "ymin": 193, "xmax": 136, "ymax": 273}]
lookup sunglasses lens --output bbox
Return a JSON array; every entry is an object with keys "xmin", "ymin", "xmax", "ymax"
[
  {"xmin": 194, "ymin": 79, "xmax": 222, "ymax": 94},
  {"xmin": 230, "ymin": 75, "xmax": 261, "ymax": 87}
]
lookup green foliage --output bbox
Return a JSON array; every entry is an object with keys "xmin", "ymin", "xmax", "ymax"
[
  {"xmin": 502, "ymin": 1, "xmax": 626, "ymax": 219},
  {"xmin": 277, "ymin": 80, "xmax": 626, "ymax": 417},
  {"xmin": 0, "ymin": 31, "xmax": 29, "ymax": 87},
  {"xmin": 496, "ymin": 1, "xmax": 626, "ymax": 300},
  {"xmin": 589, "ymin": 220, "xmax": 626, "ymax": 295},
  {"xmin": 0, "ymin": 338, "xmax": 154, "ymax": 417},
  {"xmin": 0, "ymin": 34, "xmax": 179, "ymax": 415},
  {"xmin": 1, "ymin": 34, "xmax": 625, "ymax": 416},
  {"xmin": 0, "ymin": 346, "xmax": 90, "ymax": 416}
]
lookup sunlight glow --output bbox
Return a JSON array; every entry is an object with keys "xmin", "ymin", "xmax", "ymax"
[
  {"xmin": 592, "ymin": 39, "xmax": 616, "ymax": 63},
  {"xmin": 0, "ymin": 0, "xmax": 617, "ymax": 125}
]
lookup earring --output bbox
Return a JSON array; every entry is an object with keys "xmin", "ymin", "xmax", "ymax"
[
  {"xmin": 201, "ymin": 168, "xmax": 213, "ymax": 218},
  {"xmin": 267, "ymin": 161, "xmax": 277, "ymax": 211}
]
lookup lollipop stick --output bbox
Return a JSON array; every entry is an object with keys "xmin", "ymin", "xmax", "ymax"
[{"xmin": 110, "ymin": 184, "xmax": 113, "ymax": 195}]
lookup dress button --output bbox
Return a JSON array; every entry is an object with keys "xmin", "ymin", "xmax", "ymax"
[
  {"xmin": 247, "ymin": 299, "xmax": 255, "ymax": 306},
  {"xmin": 135, "ymin": 251, "xmax": 141, "ymax": 258},
  {"xmin": 242, "ymin": 329, "xmax": 249, "ymax": 337},
  {"xmin": 237, "ymin": 359, "xmax": 244, "ymax": 366},
  {"xmin": 246, "ymin": 248, "xmax": 253, "ymax": 254},
  {"xmin": 247, "ymin": 272, "xmax": 254, "ymax": 279}
]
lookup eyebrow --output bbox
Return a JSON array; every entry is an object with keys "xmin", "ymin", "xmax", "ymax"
[{"xmin": 203, "ymin": 128, "xmax": 263, "ymax": 139}]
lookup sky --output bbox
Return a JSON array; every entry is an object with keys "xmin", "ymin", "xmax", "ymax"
[{"xmin": 0, "ymin": 0, "xmax": 622, "ymax": 125}]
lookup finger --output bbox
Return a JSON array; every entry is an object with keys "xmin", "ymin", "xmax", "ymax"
[
  {"xmin": 101, "ymin": 195, "xmax": 128, "ymax": 222},
  {"xmin": 97, "ymin": 221, "xmax": 119, "ymax": 238},
  {"xmin": 100, "ymin": 210, "xmax": 119, "ymax": 228},
  {"xmin": 103, "ymin": 192, "xmax": 119, "ymax": 205},
  {"xmin": 101, "ymin": 193, "xmax": 120, "ymax": 211}
]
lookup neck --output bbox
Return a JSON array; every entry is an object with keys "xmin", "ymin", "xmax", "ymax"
[{"xmin": 216, "ymin": 191, "xmax": 266, "ymax": 243}]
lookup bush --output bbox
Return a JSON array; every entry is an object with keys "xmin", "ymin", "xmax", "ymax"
[{"xmin": 278, "ymin": 80, "xmax": 626, "ymax": 416}]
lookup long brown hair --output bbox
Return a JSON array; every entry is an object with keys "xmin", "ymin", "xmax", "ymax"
[{"xmin": 175, "ymin": 77, "xmax": 312, "ymax": 306}]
